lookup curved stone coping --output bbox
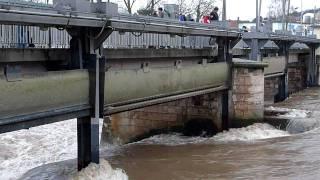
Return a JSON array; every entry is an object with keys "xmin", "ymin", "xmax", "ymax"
[{"xmin": 232, "ymin": 58, "xmax": 268, "ymax": 68}]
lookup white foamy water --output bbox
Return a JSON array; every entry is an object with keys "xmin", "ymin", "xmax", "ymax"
[
  {"xmin": 266, "ymin": 106, "xmax": 310, "ymax": 118},
  {"xmin": 211, "ymin": 123, "xmax": 290, "ymax": 142},
  {"xmin": 136, "ymin": 123, "xmax": 290, "ymax": 146},
  {"xmin": 70, "ymin": 159, "xmax": 128, "ymax": 180},
  {"xmin": 135, "ymin": 133, "xmax": 208, "ymax": 145},
  {"xmin": 0, "ymin": 119, "xmax": 77, "ymax": 180},
  {"xmin": 0, "ymin": 119, "xmax": 127, "ymax": 180}
]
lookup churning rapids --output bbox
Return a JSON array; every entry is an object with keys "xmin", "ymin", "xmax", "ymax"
[{"xmin": 1, "ymin": 107, "xmax": 320, "ymax": 179}]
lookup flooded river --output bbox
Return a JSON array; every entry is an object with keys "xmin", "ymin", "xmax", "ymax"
[{"xmin": 2, "ymin": 88, "xmax": 320, "ymax": 180}]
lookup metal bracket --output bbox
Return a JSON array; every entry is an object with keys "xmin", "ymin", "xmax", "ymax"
[
  {"xmin": 174, "ymin": 60, "xmax": 182, "ymax": 69},
  {"xmin": 94, "ymin": 28, "xmax": 113, "ymax": 50},
  {"xmin": 141, "ymin": 62, "xmax": 150, "ymax": 73},
  {"xmin": 201, "ymin": 59, "xmax": 208, "ymax": 67},
  {"xmin": 4, "ymin": 65, "xmax": 22, "ymax": 82}
]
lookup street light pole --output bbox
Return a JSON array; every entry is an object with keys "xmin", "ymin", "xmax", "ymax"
[
  {"xmin": 256, "ymin": 0, "xmax": 260, "ymax": 32},
  {"xmin": 222, "ymin": 0, "xmax": 226, "ymax": 21}
]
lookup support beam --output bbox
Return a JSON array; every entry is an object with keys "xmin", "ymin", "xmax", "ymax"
[
  {"xmin": 274, "ymin": 41, "xmax": 290, "ymax": 101},
  {"xmin": 77, "ymin": 116, "xmax": 97, "ymax": 170},
  {"xmin": 275, "ymin": 74, "xmax": 287, "ymax": 102},
  {"xmin": 74, "ymin": 27, "xmax": 108, "ymax": 170},
  {"xmin": 250, "ymin": 39, "xmax": 260, "ymax": 61},
  {"xmin": 307, "ymin": 45, "xmax": 317, "ymax": 86},
  {"xmin": 222, "ymin": 90, "xmax": 229, "ymax": 130},
  {"xmin": 77, "ymin": 55, "xmax": 106, "ymax": 170}
]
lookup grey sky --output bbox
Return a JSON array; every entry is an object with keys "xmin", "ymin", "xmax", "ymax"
[{"xmin": 112, "ymin": 0, "xmax": 318, "ymax": 21}]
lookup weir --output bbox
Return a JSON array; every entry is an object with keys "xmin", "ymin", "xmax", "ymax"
[{"xmin": 0, "ymin": 0, "xmax": 320, "ymax": 171}]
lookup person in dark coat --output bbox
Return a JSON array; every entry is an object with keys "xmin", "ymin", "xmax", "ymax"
[
  {"xmin": 157, "ymin": 7, "xmax": 164, "ymax": 18},
  {"xmin": 179, "ymin": 13, "xmax": 187, "ymax": 21},
  {"xmin": 210, "ymin": 7, "xmax": 219, "ymax": 21}
]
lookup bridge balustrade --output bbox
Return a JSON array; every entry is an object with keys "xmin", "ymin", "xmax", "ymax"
[{"xmin": 0, "ymin": 25, "xmax": 218, "ymax": 49}]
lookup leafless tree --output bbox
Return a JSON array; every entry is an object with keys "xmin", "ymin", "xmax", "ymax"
[
  {"xmin": 176, "ymin": 0, "xmax": 193, "ymax": 15},
  {"xmin": 137, "ymin": 0, "xmax": 162, "ymax": 16},
  {"xmin": 267, "ymin": 0, "xmax": 283, "ymax": 20},
  {"xmin": 122, "ymin": 0, "xmax": 137, "ymax": 14},
  {"xmin": 268, "ymin": 0, "xmax": 294, "ymax": 30},
  {"xmin": 146, "ymin": 0, "xmax": 162, "ymax": 11},
  {"xmin": 192, "ymin": 0, "xmax": 216, "ymax": 22}
]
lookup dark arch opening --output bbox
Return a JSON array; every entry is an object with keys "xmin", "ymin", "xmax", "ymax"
[{"xmin": 183, "ymin": 118, "xmax": 218, "ymax": 137}]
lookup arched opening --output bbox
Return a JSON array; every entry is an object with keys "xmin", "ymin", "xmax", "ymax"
[{"xmin": 183, "ymin": 118, "xmax": 218, "ymax": 137}]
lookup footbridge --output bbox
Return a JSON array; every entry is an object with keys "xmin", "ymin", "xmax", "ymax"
[{"xmin": 0, "ymin": 0, "xmax": 319, "ymax": 171}]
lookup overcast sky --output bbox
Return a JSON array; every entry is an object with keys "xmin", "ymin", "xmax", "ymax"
[{"xmin": 111, "ymin": 0, "xmax": 318, "ymax": 21}]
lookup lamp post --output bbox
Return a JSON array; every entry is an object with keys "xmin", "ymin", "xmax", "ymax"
[
  {"xmin": 256, "ymin": 0, "xmax": 259, "ymax": 32},
  {"xmin": 222, "ymin": 0, "xmax": 226, "ymax": 21}
]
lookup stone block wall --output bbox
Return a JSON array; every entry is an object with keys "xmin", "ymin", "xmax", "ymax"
[
  {"xmin": 264, "ymin": 76, "xmax": 280, "ymax": 104},
  {"xmin": 288, "ymin": 60, "xmax": 307, "ymax": 94},
  {"xmin": 103, "ymin": 92, "xmax": 223, "ymax": 144},
  {"xmin": 231, "ymin": 59, "xmax": 267, "ymax": 127},
  {"xmin": 288, "ymin": 65, "xmax": 306, "ymax": 94}
]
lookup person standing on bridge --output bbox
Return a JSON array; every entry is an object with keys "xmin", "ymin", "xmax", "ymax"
[
  {"xmin": 210, "ymin": 7, "xmax": 219, "ymax": 21},
  {"xmin": 157, "ymin": 7, "xmax": 164, "ymax": 18}
]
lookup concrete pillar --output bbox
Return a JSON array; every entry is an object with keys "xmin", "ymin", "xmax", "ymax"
[{"xmin": 231, "ymin": 59, "xmax": 268, "ymax": 127}]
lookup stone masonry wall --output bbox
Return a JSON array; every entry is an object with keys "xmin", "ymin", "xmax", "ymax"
[
  {"xmin": 264, "ymin": 76, "xmax": 280, "ymax": 105},
  {"xmin": 288, "ymin": 53, "xmax": 309, "ymax": 94},
  {"xmin": 288, "ymin": 63, "xmax": 306, "ymax": 94},
  {"xmin": 231, "ymin": 65, "xmax": 265, "ymax": 127},
  {"xmin": 103, "ymin": 92, "xmax": 222, "ymax": 144}
]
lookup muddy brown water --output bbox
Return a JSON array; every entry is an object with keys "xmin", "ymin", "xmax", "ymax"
[{"xmin": 14, "ymin": 87, "xmax": 320, "ymax": 179}]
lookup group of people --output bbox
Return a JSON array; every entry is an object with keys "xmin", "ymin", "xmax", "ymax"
[
  {"xmin": 200, "ymin": 7, "xmax": 219, "ymax": 24},
  {"xmin": 151, "ymin": 6, "xmax": 220, "ymax": 23},
  {"xmin": 178, "ymin": 14, "xmax": 195, "ymax": 22}
]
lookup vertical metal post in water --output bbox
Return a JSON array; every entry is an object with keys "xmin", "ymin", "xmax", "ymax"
[
  {"xmin": 77, "ymin": 29, "xmax": 106, "ymax": 170},
  {"xmin": 77, "ymin": 54, "xmax": 106, "ymax": 170},
  {"xmin": 77, "ymin": 54, "xmax": 99, "ymax": 170},
  {"xmin": 222, "ymin": 38, "xmax": 232, "ymax": 130},
  {"xmin": 276, "ymin": 42, "xmax": 289, "ymax": 102}
]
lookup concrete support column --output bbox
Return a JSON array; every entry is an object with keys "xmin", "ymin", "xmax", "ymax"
[
  {"xmin": 307, "ymin": 45, "xmax": 318, "ymax": 86},
  {"xmin": 231, "ymin": 59, "xmax": 268, "ymax": 127}
]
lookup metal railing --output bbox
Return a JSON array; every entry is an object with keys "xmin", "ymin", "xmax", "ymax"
[
  {"xmin": 0, "ymin": 25, "xmax": 70, "ymax": 48},
  {"xmin": 0, "ymin": 24, "xmax": 218, "ymax": 49},
  {"xmin": 0, "ymin": 0, "xmax": 231, "ymax": 49}
]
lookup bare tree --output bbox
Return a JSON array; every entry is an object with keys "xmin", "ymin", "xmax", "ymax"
[
  {"xmin": 137, "ymin": 0, "xmax": 162, "ymax": 16},
  {"xmin": 192, "ymin": 0, "xmax": 216, "ymax": 22},
  {"xmin": 267, "ymin": 0, "xmax": 283, "ymax": 20},
  {"xmin": 268, "ymin": 0, "xmax": 295, "ymax": 30},
  {"xmin": 176, "ymin": 0, "xmax": 193, "ymax": 15},
  {"xmin": 122, "ymin": 0, "xmax": 137, "ymax": 14},
  {"xmin": 146, "ymin": 0, "xmax": 162, "ymax": 11}
]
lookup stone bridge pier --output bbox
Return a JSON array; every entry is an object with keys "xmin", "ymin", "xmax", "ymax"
[
  {"xmin": 103, "ymin": 93, "xmax": 224, "ymax": 144},
  {"xmin": 103, "ymin": 59, "xmax": 267, "ymax": 144}
]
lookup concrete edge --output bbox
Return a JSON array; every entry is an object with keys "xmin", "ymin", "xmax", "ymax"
[{"xmin": 232, "ymin": 58, "xmax": 268, "ymax": 68}]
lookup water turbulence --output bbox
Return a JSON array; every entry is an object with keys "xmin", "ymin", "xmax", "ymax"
[
  {"xmin": 210, "ymin": 123, "xmax": 290, "ymax": 142},
  {"xmin": 0, "ymin": 119, "xmax": 128, "ymax": 180},
  {"xmin": 136, "ymin": 123, "xmax": 290, "ymax": 146},
  {"xmin": 2, "ymin": 106, "xmax": 320, "ymax": 179},
  {"xmin": 267, "ymin": 106, "xmax": 320, "ymax": 134},
  {"xmin": 70, "ymin": 159, "xmax": 128, "ymax": 180}
]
